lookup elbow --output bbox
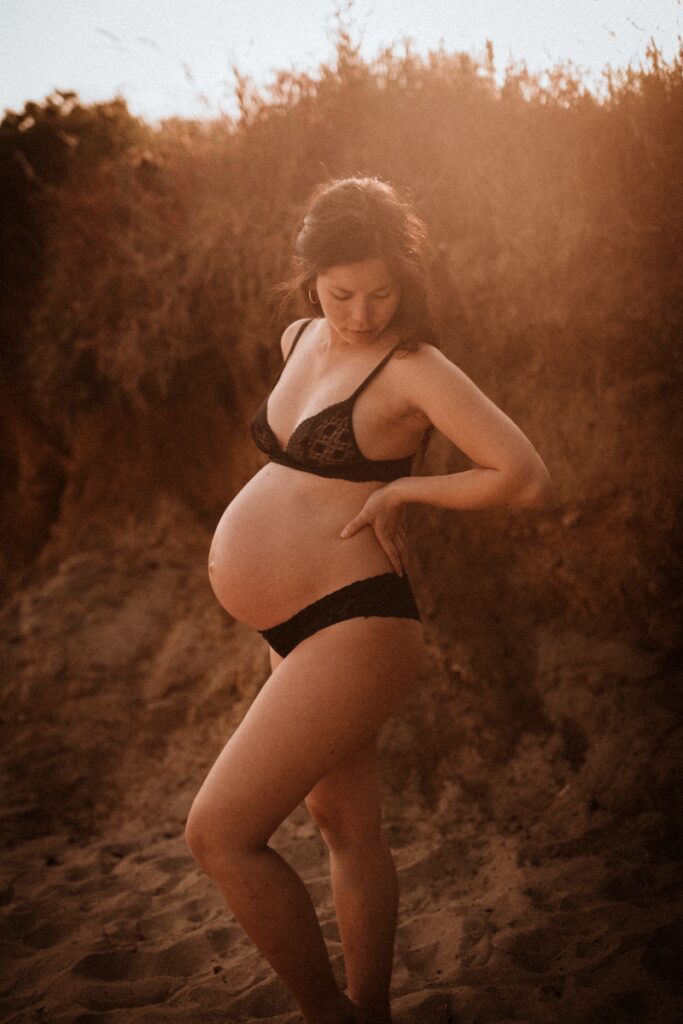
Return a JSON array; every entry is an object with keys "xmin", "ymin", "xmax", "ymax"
[
  {"xmin": 501, "ymin": 454, "xmax": 551, "ymax": 508},
  {"xmin": 517, "ymin": 462, "xmax": 552, "ymax": 509}
]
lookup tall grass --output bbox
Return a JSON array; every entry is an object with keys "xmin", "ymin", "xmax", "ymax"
[
  {"xmin": 1, "ymin": 33, "xmax": 682, "ymax": 622},
  {"xmin": 4, "ymin": 35, "xmax": 680, "ymax": 411}
]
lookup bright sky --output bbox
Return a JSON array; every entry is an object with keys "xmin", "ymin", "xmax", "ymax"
[{"xmin": 1, "ymin": 0, "xmax": 681, "ymax": 124}]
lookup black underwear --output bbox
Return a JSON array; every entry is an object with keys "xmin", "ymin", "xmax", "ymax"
[{"xmin": 258, "ymin": 572, "xmax": 421, "ymax": 658}]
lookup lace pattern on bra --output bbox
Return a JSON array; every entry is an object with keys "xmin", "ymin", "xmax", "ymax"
[{"xmin": 250, "ymin": 321, "xmax": 416, "ymax": 482}]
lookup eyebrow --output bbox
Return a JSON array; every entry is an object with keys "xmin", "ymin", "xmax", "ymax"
[{"xmin": 331, "ymin": 284, "xmax": 394, "ymax": 294}]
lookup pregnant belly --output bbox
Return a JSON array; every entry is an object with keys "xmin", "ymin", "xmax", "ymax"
[{"xmin": 208, "ymin": 464, "xmax": 396, "ymax": 629}]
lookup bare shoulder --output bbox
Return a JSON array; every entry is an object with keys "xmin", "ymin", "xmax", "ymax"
[
  {"xmin": 392, "ymin": 343, "xmax": 473, "ymax": 426},
  {"xmin": 395, "ymin": 342, "xmax": 464, "ymax": 378},
  {"xmin": 279, "ymin": 317, "xmax": 315, "ymax": 361},
  {"xmin": 392, "ymin": 342, "xmax": 546, "ymax": 476}
]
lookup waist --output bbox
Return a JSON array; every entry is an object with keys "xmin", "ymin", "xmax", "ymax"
[{"xmin": 244, "ymin": 461, "xmax": 396, "ymax": 515}]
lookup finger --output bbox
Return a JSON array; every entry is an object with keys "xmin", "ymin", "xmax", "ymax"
[
  {"xmin": 340, "ymin": 519, "xmax": 358, "ymax": 538},
  {"xmin": 395, "ymin": 524, "xmax": 409, "ymax": 548},
  {"xmin": 397, "ymin": 533, "xmax": 409, "ymax": 559},
  {"xmin": 377, "ymin": 530, "xmax": 400, "ymax": 574},
  {"xmin": 384, "ymin": 538, "xmax": 404, "ymax": 576},
  {"xmin": 396, "ymin": 537, "xmax": 410, "ymax": 573}
]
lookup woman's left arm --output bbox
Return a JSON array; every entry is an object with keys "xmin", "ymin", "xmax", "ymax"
[
  {"xmin": 341, "ymin": 346, "xmax": 551, "ymax": 554},
  {"xmin": 391, "ymin": 345, "xmax": 552, "ymax": 511}
]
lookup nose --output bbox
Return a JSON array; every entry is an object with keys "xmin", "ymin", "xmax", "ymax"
[{"xmin": 349, "ymin": 297, "xmax": 371, "ymax": 327}]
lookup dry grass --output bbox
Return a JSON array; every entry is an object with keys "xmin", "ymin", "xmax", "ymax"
[{"xmin": 1, "ymin": 34, "xmax": 682, "ymax": 629}]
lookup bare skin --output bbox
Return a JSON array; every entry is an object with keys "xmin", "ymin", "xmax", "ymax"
[
  {"xmin": 188, "ymin": 256, "xmax": 551, "ymax": 1022},
  {"xmin": 185, "ymin": 616, "xmax": 425, "ymax": 1024}
]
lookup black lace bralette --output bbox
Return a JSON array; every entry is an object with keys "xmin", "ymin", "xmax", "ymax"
[{"xmin": 250, "ymin": 318, "xmax": 416, "ymax": 482}]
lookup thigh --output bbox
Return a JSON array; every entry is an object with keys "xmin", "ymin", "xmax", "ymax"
[
  {"xmin": 304, "ymin": 734, "xmax": 383, "ymax": 844},
  {"xmin": 191, "ymin": 617, "xmax": 424, "ymax": 849}
]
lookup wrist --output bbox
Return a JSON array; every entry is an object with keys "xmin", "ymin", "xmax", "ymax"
[{"xmin": 385, "ymin": 477, "xmax": 411, "ymax": 508}]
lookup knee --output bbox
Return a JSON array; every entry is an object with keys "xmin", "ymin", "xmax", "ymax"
[
  {"xmin": 305, "ymin": 792, "xmax": 382, "ymax": 852},
  {"xmin": 184, "ymin": 799, "xmax": 255, "ymax": 878},
  {"xmin": 184, "ymin": 801, "xmax": 217, "ymax": 873}
]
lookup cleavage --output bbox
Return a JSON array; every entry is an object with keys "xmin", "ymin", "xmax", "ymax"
[{"xmin": 266, "ymin": 385, "xmax": 354, "ymax": 452}]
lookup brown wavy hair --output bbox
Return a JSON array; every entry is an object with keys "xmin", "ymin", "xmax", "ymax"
[{"xmin": 273, "ymin": 176, "xmax": 443, "ymax": 352}]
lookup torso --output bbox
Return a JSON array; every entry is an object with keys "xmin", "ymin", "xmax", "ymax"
[{"xmin": 208, "ymin": 318, "xmax": 430, "ymax": 630}]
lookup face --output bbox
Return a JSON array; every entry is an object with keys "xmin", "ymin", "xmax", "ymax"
[{"xmin": 315, "ymin": 257, "xmax": 401, "ymax": 346}]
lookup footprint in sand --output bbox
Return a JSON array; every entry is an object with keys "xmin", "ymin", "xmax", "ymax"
[
  {"xmin": 155, "ymin": 853, "xmax": 195, "ymax": 876},
  {"xmin": 232, "ymin": 973, "xmax": 300, "ymax": 1017},
  {"xmin": 22, "ymin": 918, "xmax": 72, "ymax": 950},
  {"xmin": 70, "ymin": 975, "xmax": 182, "ymax": 1012},
  {"xmin": 68, "ymin": 929, "xmax": 234, "ymax": 1013},
  {"xmin": 396, "ymin": 910, "xmax": 493, "ymax": 981},
  {"xmin": 72, "ymin": 948, "xmax": 143, "ymax": 981},
  {"xmin": 458, "ymin": 913, "xmax": 494, "ymax": 969},
  {"xmin": 2, "ymin": 904, "xmax": 77, "ymax": 955},
  {"xmin": 152, "ymin": 933, "xmax": 222, "ymax": 976},
  {"xmin": 181, "ymin": 953, "xmax": 271, "ymax": 1005},
  {"xmin": 494, "ymin": 924, "xmax": 565, "ymax": 973},
  {"xmin": 137, "ymin": 895, "xmax": 220, "ymax": 939},
  {"xmin": 73, "ymin": 930, "xmax": 223, "ymax": 980}
]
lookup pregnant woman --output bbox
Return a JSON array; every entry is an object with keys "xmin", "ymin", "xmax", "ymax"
[{"xmin": 185, "ymin": 177, "xmax": 551, "ymax": 1024}]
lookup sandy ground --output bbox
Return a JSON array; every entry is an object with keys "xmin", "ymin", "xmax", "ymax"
[{"xmin": 1, "ymin": 496, "xmax": 681, "ymax": 1024}]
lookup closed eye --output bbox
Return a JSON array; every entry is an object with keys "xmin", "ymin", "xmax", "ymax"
[{"xmin": 331, "ymin": 289, "xmax": 393, "ymax": 300}]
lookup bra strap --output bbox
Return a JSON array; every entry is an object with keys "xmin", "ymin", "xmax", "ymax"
[
  {"xmin": 349, "ymin": 342, "xmax": 403, "ymax": 399},
  {"xmin": 273, "ymin": 318, "xmax": 314, "ymax": 383},
  {"xmin": 284, "ymin": 318, "xmax": 313, "ymax": 363}
]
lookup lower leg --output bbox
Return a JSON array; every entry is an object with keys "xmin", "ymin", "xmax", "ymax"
[
  {"xmin": 327, "ymin": 831, "xmax": 398, "ymax": 1023},
  {"xmin": 204, "ymin": 844, "xmax": 355, "ymax": 1024}
]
